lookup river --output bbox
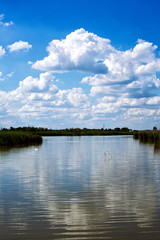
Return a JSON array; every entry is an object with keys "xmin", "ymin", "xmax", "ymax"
[{"xmin": 0, "ymin": 136, "xmax": 160, "ymax": 239}]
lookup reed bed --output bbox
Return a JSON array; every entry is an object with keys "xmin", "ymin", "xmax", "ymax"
[
  {"xmin": 0, "ymin": 131, "xmax": 42, "ymax": 147},
  {"xmin": 133, "ymin": 130, "xmax": 160, "ymax": 144}
]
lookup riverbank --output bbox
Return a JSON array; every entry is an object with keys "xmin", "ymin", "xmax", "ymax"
[
  {"xmin": 0, "ymin": 127, "xmax": 132, "ymax": 147},
  {"xmin": 0, "ymin": 131, "xmax": 42, "ymax": 147}
]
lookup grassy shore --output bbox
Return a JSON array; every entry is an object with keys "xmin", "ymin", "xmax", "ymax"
[{"xmin": 0, "ymin": 131, "xmax": 42, "ymax": 147}]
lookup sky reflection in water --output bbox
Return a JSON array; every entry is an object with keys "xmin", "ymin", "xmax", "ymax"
[{"xmin": 0, "ymin": 136, "xmax": 160, "ymax": 240}]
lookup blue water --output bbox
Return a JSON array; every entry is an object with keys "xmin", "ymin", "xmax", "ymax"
[{"xmin": 0, "ymin": 136, "xmax": 160, "ymax": 239}]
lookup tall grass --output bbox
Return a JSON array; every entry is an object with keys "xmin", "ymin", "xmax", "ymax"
[
  {"xmin": 0, "ymin": 131, "xmax": 42, "ymax": 147},
  {"xmin": 133, "ymin": 130, "xmax": 160, "ymax": 144}
]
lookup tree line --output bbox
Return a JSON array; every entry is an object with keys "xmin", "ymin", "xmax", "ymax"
[{"xmin": 0, "ymin": 126, "xmax": 133, "ymax": 136}]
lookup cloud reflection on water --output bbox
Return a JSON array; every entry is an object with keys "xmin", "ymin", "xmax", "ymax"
[{"xmin": 0, "ymin": 136, "xmax": 160, "ymax": 239}]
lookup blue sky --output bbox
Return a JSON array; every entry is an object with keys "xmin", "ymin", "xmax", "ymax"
[{"xmin": 0, "ymin": 0, "xmax": 160, "ymax": 129}]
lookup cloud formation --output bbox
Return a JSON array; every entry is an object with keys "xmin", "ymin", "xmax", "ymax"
[
  {"xmin": 0, "ymin": 72, "xmax": 89, "ymax": 127},
  {"xmin": 75, "ymin": 33, "xmax": 160, "ymax": 127},
  {"xmin": 8, "ymin": 40, "xmax": 32, "ymax": 52},
  {"xmin": 82, "ymin": 39, "xmax": 160, "ymax": 97},
  {"xmin": 32, "ymin": 28, "xmax": 112, "ymax": 74},
  {"xmin": 0, "ymin": 46, "xmax": 5, "ymax": 56},
  {"xmin": 31, "ymin": 29, "xmax": 160, "ymax": 126},
  {"xmin": 1, "ymin": 28, "xmax": 160, "ymax": 129}
]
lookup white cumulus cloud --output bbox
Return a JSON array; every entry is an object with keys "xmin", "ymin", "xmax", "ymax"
[
  {"xmin": 54, "ymin": 88, "xmax": 89, "ymax": 107},
  {"xmin": 0, "ymin": 72, "xmax": 89, "ymax": 128},
  {"xmin": 32, "ymin": 28, "xmax": 114, "ymax": 74},
  {"xmin": 18, "ymin": 72, "xmax": 57, "ymax": 93},
  {"xmin": 7, "ymin": 40, "xmax": 32, "ymax": 52},
  {"xmin": 80, "ymin": 36, "xmax": 160, "ymax": 113},
  {"xmin": 2, "ymin": 29, "xmax": 160, "ymax": 129}
]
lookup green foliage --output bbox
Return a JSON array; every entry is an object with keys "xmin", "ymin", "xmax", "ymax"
[
  {"xmin": 0, "ymin": 131, "xmax": 42, "ymax": 147},
  {"xmin": 0, "ymin": 126, "xmax": 133, "ymax": 147}
]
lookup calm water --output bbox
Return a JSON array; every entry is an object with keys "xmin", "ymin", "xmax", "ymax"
[{"xmin": 0, "ymin": 136, "xmax": 160, "ymax": 240}]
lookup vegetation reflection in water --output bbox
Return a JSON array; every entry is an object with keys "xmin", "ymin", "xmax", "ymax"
[
  {"xmin": 134, "ymin": 130, "xmax": 160, "ymax": 152},
  {"xmin": 0, "ymin": 136, "xmax": 160, "ymax": 240}
]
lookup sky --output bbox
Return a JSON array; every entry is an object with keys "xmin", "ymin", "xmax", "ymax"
[{"xmin": 0, "ymin": 0, "xmax": 160, "ymax": 130}]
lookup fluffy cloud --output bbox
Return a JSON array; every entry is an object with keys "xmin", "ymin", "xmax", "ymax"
[
  {"xmin": 7, "ymin": 40, "xmax": 32, "ymax": 52},
  {"xmin": 0, "ymin": 14, "xmax": 13, "ymax": 27},
  {"xmin": 0, "ymin": 72, "xmax": 89, "ymax": 127},
  {"xmin": 77, "ymin": 32, "xmax": 160, "ymax": 127},
  {"xmin": 146, "ymin": 96, "xmax": 160, "ymax": 105},
  {"xmin": 91, "ymin": 96, "xmax": 146, "ymax": 115},
  {"xmin": 0, "ymin": 46, "xmax": 5, "ymax": 56},
  {"xmin": 32, "ymin": 28, "xmax": 114, "ymax": 74},
  {"xmin": 18, "ymin": 72, "xmax": 57, "ymax": 92},
  {"xmin": 82, "ymin": 39, "xmax": 160, "ymax": 98},
  {"xmin": 124, "ymin": 108, "xmax": 156, "ymax": 117},
  {"xmin": 31, "ymin": 29, "xmax": 160, "ymax": 127},
  {"xmin": 53, "ymin": 88, "xmax": 89, "ymax": 107},
  {"xmin": 2, "ymin": 29, "xmax": 160, "ymax": 129}
]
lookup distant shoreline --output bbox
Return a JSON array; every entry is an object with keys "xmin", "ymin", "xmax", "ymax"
[
  {"xmin": 0, "ymin": 128, "xmax": 160, "ymax": 148},
  {"xmin": 0, "ymin": 127, "xmax": 133, "ymax": 147},
  {"xmin": 1, "ymin": 126, "xmax": 133, "ymax": 135}
]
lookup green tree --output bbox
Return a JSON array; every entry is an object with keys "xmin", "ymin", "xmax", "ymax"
[{"xmin": 153, "ymin": 126, "xmax": 157, "ymax": 131}]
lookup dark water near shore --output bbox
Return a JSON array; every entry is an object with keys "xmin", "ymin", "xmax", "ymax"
[{"xmin": 0, "ymin": 136, "xmax": 160, "ymax": 240}]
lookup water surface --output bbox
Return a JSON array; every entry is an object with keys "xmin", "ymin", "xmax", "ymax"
[{"xmin": 0, "ymin": 136, "xmax": 160, "ymax": 239}]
